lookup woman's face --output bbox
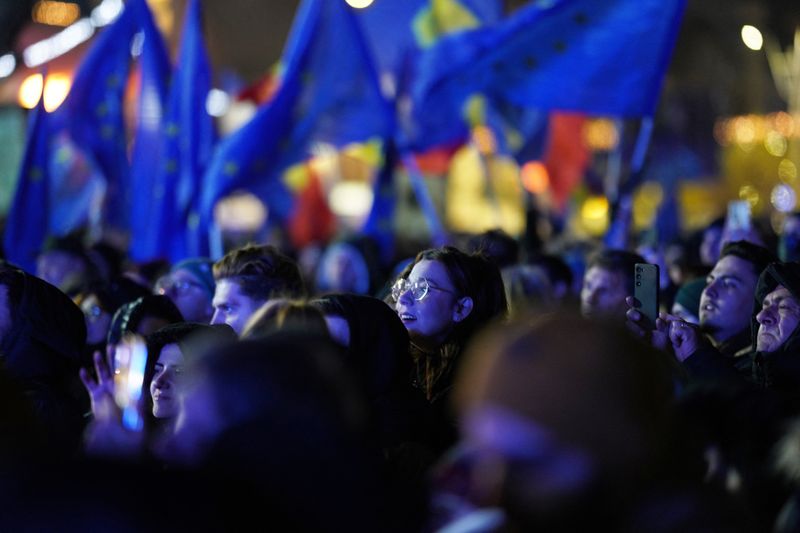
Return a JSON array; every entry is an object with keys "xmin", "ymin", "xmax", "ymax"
[
  {"xmin": 150, "ymin": 343, "xmax": 184, "ymax": 419},
  {"xmin": 394, "ymin": 259, "xmax": 461, "ymax": 351}
]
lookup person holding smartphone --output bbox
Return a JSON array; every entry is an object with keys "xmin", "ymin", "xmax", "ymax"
[{"xmin": 80, "ymin": 322, "xmax": 236, "ymax": 456}]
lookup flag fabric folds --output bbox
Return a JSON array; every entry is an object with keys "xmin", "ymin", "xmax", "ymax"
[
  {"xmin": 357, "ymin": 0, "xmax": 501, "ymax": 78},
  {"xmin": 57, "ymin": 0, "xmax": 141, "ymax": 231},
  {"xmin": 199, "ymin": 0, "xmax": 393, "ymax": 245},
  {"xmin": 4, "ymin": 97, "xmax": 52, "ymax": 272},
  {"xmin": 411, "ymin": 0, "xmax": 687, "ymax": 148},
  {"xmin": 129, "ymin": 0, "xmax": 214, "ymax": 261},
  {"xmin": 127, "ymin": 0, "xmax": 172, "ymax": 259}
]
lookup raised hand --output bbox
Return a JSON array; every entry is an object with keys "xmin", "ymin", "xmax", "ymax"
[{"xmin": 79, "ymin": 350, "xmax": 116, "ymax": 420}]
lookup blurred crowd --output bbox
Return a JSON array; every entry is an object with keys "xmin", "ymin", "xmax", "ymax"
[{"xmin": 5, "ymin": 208, "xmax": 800, "ymax": 532}]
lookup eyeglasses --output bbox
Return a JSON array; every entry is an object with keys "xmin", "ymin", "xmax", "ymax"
[
  {"xmin": 391, "ymin": 278, "xmax": 457, "ymax": 302},
  {"xmin": 156, "ymin": 278, "xmax": 204, "ymax": 296}
]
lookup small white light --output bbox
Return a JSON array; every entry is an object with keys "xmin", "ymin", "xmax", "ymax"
[
  {"xmin": 214, "ymin": 192, "xmax": 268, "ymax": 231},
  {"xmin": 345, "ymin": 0, "xmax": 374, "ymax": 8},
  {"xmin": 329, "ymin": 181, "xmax": 373, "ymax": 217},
  {"xmin": 205, "ymin": 88, "xmax": 231, "ymax": 117},
  {"xmin": 0, "ymin": 54, "xmax": 16, "ymax": 78},
  {"xmin": 91, "ymin": 0, "xmax": 123, "ymax": 27},
  {"xmin": 23, "ymin": 18, "xmax": 94, "ymax": 67},
  {"xmin": 741, "ymin": 25, "xmax": 763, "ymax": 51}
]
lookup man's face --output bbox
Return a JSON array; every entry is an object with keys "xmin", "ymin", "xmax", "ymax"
[
  {"xmin": 699, "ymin": 255, "xmax": 758, "ymax": 343},
  {"xmin": 210, "ymin": 279, "xmax": 263, "ymax": 335},
  {"xmin": 756, "ymin": 285, "xmax": 800, "ymax": 353},
  {"xmin": 580, "ymin": 266, "xmax": 628, "ymax": 319}
]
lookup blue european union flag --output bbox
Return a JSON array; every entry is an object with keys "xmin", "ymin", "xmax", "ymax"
[
  {"xmin": 128, "ymin": 0, "xmax": 171, "ymax": 260},
  {"xmin": 357, "ymin": 0, "xmax": 501, "ymax": 78},
  {"xmin": 199, "ymin": 0, "xmax": 393, "ymax": 242},
  {"xmin": 58, "ymin": 0, "xmax": 141, "ymax": 231},
  {"xmin": 4, "ymin": 97, "xmax": 51, "ymax": 272},
  {"xmin": 412, "ymin": 0, "xmax": 687, "ymax": 148},
  {"xmin": 130, "ymin": 0, "xmax": 213, "ymax": 262}
]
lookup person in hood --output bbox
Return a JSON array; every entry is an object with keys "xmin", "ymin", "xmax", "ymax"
[
  {"xmin": 0, "ymin": 266, "xmax": 87, "ymax": 453},
  {"xmin": 751, "ymin": 262, "xmax": 800, "ymax": 396}
]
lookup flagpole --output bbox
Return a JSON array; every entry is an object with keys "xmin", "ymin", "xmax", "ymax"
[
  {"xmin": 604, "ymin": 116, "xmax": 653, "ymax": 249},
  {"xmin": 402, "ymin": 153, "xmax": 448, "ymax": 246}
]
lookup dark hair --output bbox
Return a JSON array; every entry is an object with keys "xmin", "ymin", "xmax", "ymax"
[
  {"xmin": 400, "ymin": 246, "xmax": 508, "ymax": 400},
  {"xmin": 213, "ymin": 244, "xmax": 305, "ymax": 303},
  {"xmin": 83, "ymin": 277, "xmax": 150, "ymax": 316},
  {"xmin": 587, "ymin": 249, "xmax": 646, "ymax": 296},
  {"xmin": 107, "ymin": 295, "xmax": 184, "ymax": 346},
  {"xmin": 527, "ymin": 253, "xmax": 574, "ymax": 292},
  {"xmin": 719, "ymin": 240, "xmax": 777, "ymax": 280},
  {"xmin": 467, "ymin": 229, "xmax": 520, "ymax": 270}
]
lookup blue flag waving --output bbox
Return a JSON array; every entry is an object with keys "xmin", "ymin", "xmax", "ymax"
[
  {"xmin": 127, "ymin": 0, "xmax": 172, "ymax": 259},
  {"xmin": 130, "ymin": 0, "xmax": 214, "ymax": 261},
  {"xmin": 4, "ymin": 96, "xmax": 52, "ymax": 272},
  {"xmin": 357, "ymin": 0, "xmax": 501, "ymax": 78},
  {"xmin": 58, "ymin": 1, "xmax": 140, "ymax": 230},
  {"xmin": 411, "ymin": 0, "xmax": 686, "ymax": 148},
  {"xmin": 200, "ymin": 0, "xmax": 393, "ymax": 242}
]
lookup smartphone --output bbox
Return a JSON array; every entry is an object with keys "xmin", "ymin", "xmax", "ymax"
[
  {"xmin": 726, "ymin": 200, "xmax": 751, "ymax": 233},
  {"xmin": 634, "ymin": 263, "xmax": 660, "ymax": 330},
  {"xmin": 113, "ymin": 334, "xmax": 148, "ymax": 431}
]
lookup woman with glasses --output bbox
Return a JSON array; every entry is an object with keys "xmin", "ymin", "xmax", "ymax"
[{"xmin": 392, "ymin": 246, "xmax": 508, "ymax": 410}]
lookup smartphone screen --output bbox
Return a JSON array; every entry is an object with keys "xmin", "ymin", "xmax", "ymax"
[
  {"xmin": 113, "ymin": 334, "xmax": 147, "ymax": 431},
  {"xmin": 634, "ymin": 263, "xmax": 660, "ymax": 329},
  {"xmin": 726, "ymin": 200, "xmax": 751, "ymax": 233}
]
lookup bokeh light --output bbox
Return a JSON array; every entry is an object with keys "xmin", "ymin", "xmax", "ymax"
[
  {"xmin": 32, "ymin": 1, "xmax": 80, "ymax": 27},
  {"xmin": 779, "ymin": 159, "xmax": 798, "ymax": 183},
  {"xmin": 42, "ymin": 73, "xmax": 71, "ymax": 111},
  {"xmin": 581, "ymin": 196, "xmax": 609, "ymax": 236},
  {"xmin": 741, "ymin": 25, "xmax": 763, "ymax": 51},
  {"xmin": 345, "ymin": 0, "xmax": 374, "ymax": 8},
  {"xmin": 764, "ymin": 131, "xmax": 787, "ymax": 157},
  {"xmin": 771, "ymin": 184, "xmax": 797, "ymax": 213},
  {"xmin": 583, "ymin": 118, "xmax": 619, "ymax": 151},
  {"xmin": 520, "ymin": 161, "xmax": 550, "ymax": 194},
  {"xmin": 18, "ymin": 73, "xmax": 44, "ymax": 109},
  {"xmin": 329, "ymin": 181, "xmax": 373, "ymax": 217},
  {"xmin": 738, "ymin": 185, "xmax": 760, "ymax": 208},
  {"xmin": 214, "ymin": 192, "xmax": 268, "ymax": 231}
]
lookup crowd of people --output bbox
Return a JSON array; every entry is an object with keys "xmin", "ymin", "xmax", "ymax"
[{"xmin": 5, "ymin": 211, "xmax": 800, "ymax": 531}]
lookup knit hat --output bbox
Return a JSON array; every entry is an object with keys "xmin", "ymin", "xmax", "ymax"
[
  {"xmin": 674, "ymin": 277, "xmax": 706, "ymax": 317},
  {"xmin": 171, "ymin": 258, "xmax": 216, "ymax": 298}
]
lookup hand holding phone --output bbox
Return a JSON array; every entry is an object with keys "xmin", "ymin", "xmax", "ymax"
[{"xmin": 633, "ymin": 263, "xmax": 660, "ymax": 330}]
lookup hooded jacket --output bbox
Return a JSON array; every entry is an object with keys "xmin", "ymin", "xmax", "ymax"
[
  {"xmin": 751, "ymin": 262, "xmax": 800, "ymax": 394},
  {"xmin": 0, "ymin": 269, "xmax": 87, "ymax": 451}
]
